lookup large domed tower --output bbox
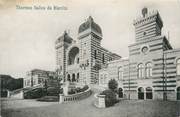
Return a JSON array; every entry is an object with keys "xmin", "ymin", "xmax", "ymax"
[
  {"xmin": 55, "ymin": 31, "xmax": 73, "ymax": 81},
  {"xmin": 78, "ymin": 16, "xmax": 102, "ymax": 84}
]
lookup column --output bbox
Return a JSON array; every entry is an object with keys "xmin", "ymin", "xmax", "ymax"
[
  {"xmin": 59, "ymin": 94, "xmax": 64, "ymax": 103},
  {"xmin": 98, "ymin": 95, "xmax": 106, "ymax": 108}
]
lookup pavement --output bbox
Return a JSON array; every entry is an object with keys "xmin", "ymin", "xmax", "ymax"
[{"xmin": 1, "ymin": 87, "xmax": 180, "ymax": 117}]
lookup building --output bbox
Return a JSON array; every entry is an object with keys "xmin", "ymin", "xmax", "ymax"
[
  {"xmin": 55, "ymin": 8, "xmax": 180, "ymax": 100},
  {"xmin": 55, "ymin": 16, "xmax": 121, "ymax": 85},
  {"xmin": 99, "ymin": 8, "xmax": 180, "ymax": 101},
  {"xmin": 24, "ymin": 69, "xmax": 56, "ymax": 88}
]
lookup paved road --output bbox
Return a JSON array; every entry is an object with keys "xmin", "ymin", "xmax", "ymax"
[
  {"xmin": 1, "ymin": 87, "xmax": 179, "ymax": 117},
  {"xmin": 1, "ymin": 98, "xmax": 58, "ymax": 109},
  {"xmin": 1, "ymin": 89, "xmax": 100, "ymax": 117}
]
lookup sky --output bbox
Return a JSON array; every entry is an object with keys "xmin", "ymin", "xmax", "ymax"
[{"xmin": 0, "ymin": 0, "xmax": 180, "ymax": 78}]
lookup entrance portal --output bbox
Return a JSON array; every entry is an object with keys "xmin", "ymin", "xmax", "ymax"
[
  {"xmin": 72, "ymin": 74, "xmax": 76, "ymax": 82},
  {"xmin": 177, "ymin": 87, "xmax": 180, "ymax": 100},
  {"xmin": 146, "ymin": 87, "xmax": 153, "ymax": 99},
  {"xmin": 138, "ymin": 87, "xmax": 144, "ymax": 100},
  {"xmin": 67, "ymin": 74, "xmax": 71, "ymax": 81},
  {"xmin": 118, "ymin": 88, "xmax": 123, "ymax": 98}
]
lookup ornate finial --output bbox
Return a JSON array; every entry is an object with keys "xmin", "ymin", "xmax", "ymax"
[
  {"xmin": 88, "ymin": 16, "xmax": 93, "ymax": 22},
  {"xmin": 64, "ymin": 30, "xmax": 67, "ymax": 35},
  {"xmin": 142, "ymin": 7, "xmax": 148, "ymax": 17},
  {"xmin": 67, "ymin": 29, "xmax": 70, "ymax": 35}
]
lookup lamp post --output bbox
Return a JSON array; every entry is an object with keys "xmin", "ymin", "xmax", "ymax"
[
  {"xmin": 163, "ymin": 52, "xmax": 167, "ymax": 101},
  {"xmin": 128, "ymin": 61, "xmax": 131, "ymax": 100},
  {"xmin": 56, "ymin": 68, "xmax": 63, "ymax": 95},
  {"xmin": 57, "ymin": 69, "xmax": 63, "ymax": 85}
]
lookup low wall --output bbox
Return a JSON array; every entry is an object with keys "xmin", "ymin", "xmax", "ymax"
[
  {"xmin": 8, "ymin": 89, "xmax": 24, "ymax": 99},
  {"xmin": 59, "ymin": 87, "xmax": 91, "ymax": 103},
  {"xmin": 94, "ymin": 94, "xmax": 106, "ymax": 108}
]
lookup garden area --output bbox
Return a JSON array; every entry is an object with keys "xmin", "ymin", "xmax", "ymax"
[
  {"xmin": 1, "ymin": 79, "xmax": 179, "ymax": 117},
  {"xmin": 23, "ymin": 84, "xmax": 90, "ymax": 102},
  {"xmin": 98, "ymin": 79, "xmax": 120, "ymax": 107},
  {"xmin": 1, "ymin": 90, "xmax": 179, "ymax": 117},
  {"xmin": 66, "ymin": 85, "xmax": 89, "ymax": 95},
  {"xmin": 23, "ymin": 87, "xmax": 62, "ymax": 101}
]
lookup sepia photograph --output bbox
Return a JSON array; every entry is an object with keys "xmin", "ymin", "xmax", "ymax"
[{"xmin": 0, "ymin": 0, "xmax": 180, "ymax": 117}]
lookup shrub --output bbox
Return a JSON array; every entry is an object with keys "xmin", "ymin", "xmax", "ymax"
[
  {"xmin": 67, "ymin": 85, "xmax": 89, "ymax": 95},
  {"xmin": 81, "ymin": 85, "xmax": 89, "ymax": 92},
  {"xmin": 47, "ymin": 87, "xmax": 60, "ymax": 96},
  {"xmin": 1, "ymin": 90, "xmax": 7, "ymax": 97},
  {"xmin": 24, "ymin": 88, "xmax": 46, "ymax": 99},
  {"xmin": 100, "ymin": 89, "xmax": 118, "ymax": 107},
  {"xmin": 108, "ymin": 79, "xmax": 118, "ymax": 92},
  {"xmin": 68, "ymin": 89, "xmax": 76, "ymax": 95},
  {"xmin": 75, "ymin": 87, "xmax": 82, "ymax": 93}
]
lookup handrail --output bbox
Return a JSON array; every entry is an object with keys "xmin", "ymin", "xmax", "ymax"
[
  {"xmin": 10, "ymin": 84, "xmax": 43, "ymax": 95},
  {"xmin": 60, "ymin": 87, "xmax": 91, "ymax": 103}
]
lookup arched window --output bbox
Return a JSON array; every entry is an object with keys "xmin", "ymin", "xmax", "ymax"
[
  {"xmin": 67, "ymin": 74, "xmax": 71, "ymax": 81},
  {"xmin": 77, "ymin": 73, "xmax": 79, "ymax": 82},
  {"xmin": 118, "ymin": 67, "xmax": 123, "ymax": 80},
  {"xmin": 177, "ymin": 59, "xmax": 180, "ymax": 75},
  {"xmin": 138, "ymin": 63, "xmax": 144, "ymax": 78},
  {"xmin": 145, "ymin": 62, "xmax": 152, "ymax": 78},
  {"xmin": 102, "ymin": 53, "xmax": 105, "ymax": 63},
  {"xmin": 94, "ymin": 50, "xmax": 97, "ymax": 59}
]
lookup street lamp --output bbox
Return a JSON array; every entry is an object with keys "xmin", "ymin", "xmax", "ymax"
[
  {"xmin": 128, "ymin": 62, "xmax": 131, "ymax": 100},
  {"xmin": 163, "ymin": 52, "xmax": 167, "ymax": 101}
]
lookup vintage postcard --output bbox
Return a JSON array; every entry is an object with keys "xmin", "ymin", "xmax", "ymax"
[{"xmin": 0, "ymin": 0, "xmax": 180, "ymax": 117}]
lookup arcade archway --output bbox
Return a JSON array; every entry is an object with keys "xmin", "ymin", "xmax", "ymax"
[
  {"xmin": 67, "ymin": 74, "xmax": 71, "ymax": 81},
  {"xmin": 118, "ymin": 88, "xmax": 123, "ymax": 98},
  {"xmin": 72, "ymin": 74, "xmax": 76, "ymax": 82},
  {"xmin": 138, "ymin": 87, "xmax": 144, "ymax": 100},
  {"xmin": 68, "ymin": 47, "xmax": 79, "ymax": 65},
  {"xmin": 177, "ymin": 86, "xmax": 180, "ymax": 100},
  {"xmin": 146, "ymin": 87, "xmax": 153, "ymax": 99},
  {"xmin": 77, "ymin": 73, "xmax": 79, "ymax": 82}
]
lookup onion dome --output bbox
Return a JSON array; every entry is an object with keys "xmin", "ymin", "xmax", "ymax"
[
  {"xmin": 78, "ymin": 16, "xmax": 102, "ymax": 35},
  {"xmin": 56, "ymin": 31, "xmax": 73, "ymax": 44}
]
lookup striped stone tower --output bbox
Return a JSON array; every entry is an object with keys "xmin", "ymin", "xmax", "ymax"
[
  {"xmin": 55, "ymin": 31, "xmax": 73, "ymax": 81},
  {"xmin": 128, "ymin": 7, "xmax": 173, "ymax": 100},
  {"xmin": 133, "ymin": 7, "xmax": 163, "ymax": 42},
  {"xmin": 78, "ymin": 16, "xmax": 102, "ymax": 84}
]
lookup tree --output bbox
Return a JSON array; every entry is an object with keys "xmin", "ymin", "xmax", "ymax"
[{"xmin": 108, "ymin": 79, "xmax": 118, "ymax": 92}]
